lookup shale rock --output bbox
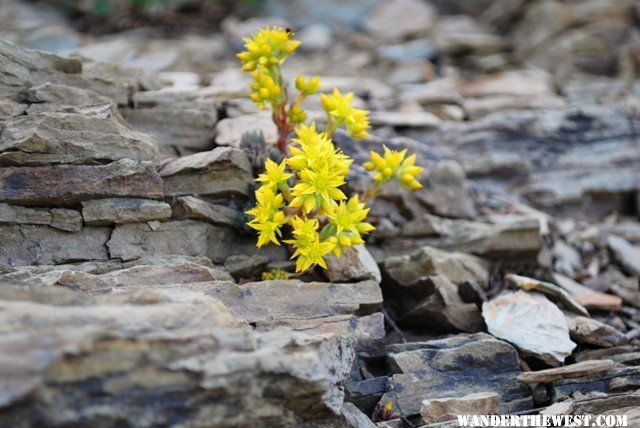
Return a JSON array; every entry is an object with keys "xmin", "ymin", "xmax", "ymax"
[
  {"xmin": 159, "ymin": 147, "xmax": 252, "ymax": 198},
  {"xmin": 381, "ymin": 333, "xmax": 532, "ymax": 418},
  {"xmin": 82, "ymin": 198, "xmax": 172, "ymax": 225},
  {"xmin": 173, "ymin": 195, "xmax": 241, "ymax": 228},
  {"xmin": 0, "ymin": 203, "xmax": 82, "ymax": 232},
  {"xmin": 565, "ymin": 313, "xmax": 628, "ymax": 347},
  {"xmin": 325, "ymin": 245, "xmax": 381, "ymax": 283},
  {"xmin": 420, "ymin": 392, "xmax": 500, "ymax": 424},
  {"xmin": 0, "ymin": 225, "xmax": 111, "ymax": 267},
  {"xmin": 0, "ymin": 159, "xmax": 164, "ymax": 206}
]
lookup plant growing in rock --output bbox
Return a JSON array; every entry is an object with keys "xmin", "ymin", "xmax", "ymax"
[{"xmin": 238, "ymin": 27, "xmax": 423, "ymax": 274}]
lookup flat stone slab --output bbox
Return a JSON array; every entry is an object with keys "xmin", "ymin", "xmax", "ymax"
[
  {"xmin": 0, "ymin": 159, "xmax": 163, "ymax": 206},
  {"xmin": 518, "ymin": 360, "xmax": 616, "ymax": 384},
  {"xmin": 380, "ymin": 333, "xmax": 532, "ymax": 417},
  {"xmin": 82, "ymin": 198, "xmax": 172, "ymax": 225},
  {"xmin": 0, "ymin": 225, "xmax": 111, "ymax": 267}
]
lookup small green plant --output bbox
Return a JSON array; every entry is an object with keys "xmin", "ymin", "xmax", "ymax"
[{"xmin": 238, "ymin": 27, "xmax": 423, "ymax": 273}]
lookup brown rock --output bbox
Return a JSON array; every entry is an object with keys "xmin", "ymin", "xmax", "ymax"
[
  {"xmin": 82, "ymin": 198, "xmax": 172, "ymax": 225},
  {"xmin": 608, "ymin": 235, "xmax": 640, "ymax": 278},
  {"xmin": 0, "ymin": 159, "xmax": 163, "ymax": 206},
  {"xmin": 565, "ymin": 314, "xmax": 628, "ymax": 347},
  {"xmin": 325, "ymin": 245, "xmax": 381, "ymax": 283},
  {"xmin": 553, "ymin": 273, "xmax": 622, "ymax": 311},
  {"xmin": 214, "ymin": 112, "xmax": 278, "ymax": 148},
  {"xmin": 421, "ymin": 392, "xmax": 500, "ymax": 424},
  {"xmin": 518, "ymin": 360, "xmax": 616, "ymax": 384},
  {"xmin": 0, "ymin": 203, "xmax": 81, "ymax": 232}
]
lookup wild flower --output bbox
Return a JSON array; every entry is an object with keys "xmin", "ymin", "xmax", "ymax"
[{"xmin": 239, "ymin": 27, "xmax": 423, "ymax": 274}]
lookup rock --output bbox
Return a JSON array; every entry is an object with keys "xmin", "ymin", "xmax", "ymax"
[
  {"xmin": 0, "ymin": 225, "xmax": 111, "ymax": 267},
  {"xmin": 518, "ymin": 360, "xmax": 616, "ymax": 384},
  {"xmin": 420, "ymin": 392, "xmax": 500, "ymax": 424},
  {"xmin": 0, "ymin": 99, "xmax": 27, "ymax": 121},
  {"xmin": 346, "ymin": 376, "xmax": 388, "ymax": 417},
  {"xmin": 49, "ymin": 208, "xmax": 83, "ymax": 232},
  {"xmin": 19, "ymin": 83, "xmax": 113, "ymax": 117},
  {"xmin": 433, "ymin": 16, "xmax": 507, "ymax": 55},
  {"xmin": 106, "ymin": 220, "xmax": 276, "ymax": 264},
  {"xmin": 325, "ymin": 245, "xmax": 381, "ymax": 283},
  {"xmin": 552, "ymin": 273, "xmax": 622, "ymax": 311},
  {"xmin": 460, "ymin": 70, "xmax": 554, "ymax": 99},
  {"xmin": 297, "ymin": 24, "xmax": 333, "ymax": 51},
  {"xmin": 0, "ymin": 281, "xmax": 355, "ymax": 426},
  {"xmin": 552, "ymin": 240, "xmax": 583, "ymax": 277},
  {"xmin": 397, "ymin": 275, "xmax": 484, "ymax": 332},
  {"xmin": 377, "ymin": 39, "xmax": 438, "ymax": 63},
  {"xmin": 364, "ymin": 0, "xmax": 436, "ymax": 41},
  {"xmin": 384, "ymin": 246, "xmax": 488, "ymax": 289},
  {"xmin": 159, "ymin": 147, "xmax": 252, "ymax": 198},
  {"xmin": 381, "ymin": 333, "xmax": 532, "ymax": 417},
  {"xmin": 482, "ymin": 291, "xmax": 576, "ymax": 365},
  {"xmin": 341, "ymin": 402, "xmax": 377, "ymax": 428},
  {"xmin": 121, "ymin": 88, "xmax": 220, "ymax": 154},
  {"xmin": 4, "ymin": 261, "xmax": 233, "ymax": 292},
  {"xmin": 224, "ymin": 254, "xmax": 269, "ymax": 279},
  {"xmin": 438, "ymin": 215, "xmax": 543, "ymax": 260},
  {"xmin": 416, "ymin": 160, "xmax": 476, "ymax": 219},
  {"xmin": 0, "ymin": 112, "xmax": 158, "ymax": 166},
  {"xmin": 173, "ymin": 196, "xmax": 241, "ymax": 228},
  {"xmin": 259, "ymin": 0, "xmax": 376, "ymax": 30},
  {"xmin": 608, "ymin": 235, "xmax": 640, "ymax": 278},
  {"xmin": 81, "ymin": 198, "xmax": 172, "ymax": 225},
  {"xmin": 565, "ymin": 314, "xmax": 628, "ymax": 347},
  {"xmin": 0, "ymin": 203, "xmax": 81, "ymax": 232},
  {"xmin": 214, "ymin": 112, "xmax": 278, "ymax": 148},
  {"xmin": 552, "ymin": 366, "xmax": 640, "ymax": 402},
  {"xmin": 505, "ymin": 273, "xmax": 589, "ymax": 316},
  {"xmin": 368, "ymin": 111, "xmax": 441, "ymax": 128},
  {"xmin": 0, "ymin": 159, "xmax": 164, "ymax": 206}
]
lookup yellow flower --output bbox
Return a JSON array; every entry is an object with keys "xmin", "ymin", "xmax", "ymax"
[
  {"xmin": 285, "ymin": 217, "xmax": 335, "ymax": 271},
  {"xmin": 295, "ymin": 75, "xmax": 321, "ymax": 96},
  {"xmin": 256, "ymin": 158, "xmax": 292, "ymax": 191},
  {"xmin": 364, "ymin": 146, "xmax": 423, "ymax": 189},
  {"xmin": 250, "ymin": 70, "xmax": 282, "ymax": 110},
  {"xmin": 288, "ymin": 103, "xmax": 307, "ymax": 124},
  {"xmin": 245, "ymin": 185, "xmax": 288, "ymax": 247},
  {"xmin": 290, "ymin": 164, "xmax": 347, "ymax": 213},
  {"xmin": 327, "ymin": 195, "xmax": 375, "ymax": 235},
  {"xmin": 237, "ymin": 27, "xmax": 300, "ymax": 72},
  {"xmin": 261, "ymin": 268, "xmax": 289, "ymax": 280},
  {"xmin": 321, "ymin": 88, "xmax": 371, "ymax": 139},
  {"xmin": 325, "ymin": 195, "xmax": 374, "ymax": 256}
]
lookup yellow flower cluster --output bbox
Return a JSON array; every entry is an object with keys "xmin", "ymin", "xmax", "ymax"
[
  {"xmin": 245, "ymin": 124, "xmax": 375, "ymax": 272},
  {"xmin": 237, "ymin": 27, "xmax": 300, "ymax": 72},
  {"xmin": 237, "ymin": 27, "xmax": 300, "ymax": 112},
  {"xmin": 261, "ymin": 268, "xmax": 290, "ymax": 280},
  {"xmin": 321, "ymin": 88, "xmax": 371, "ymax": 139},
  {"xmin": 364, "ymin": 146, "xmax": 423, "ymax": 190}
]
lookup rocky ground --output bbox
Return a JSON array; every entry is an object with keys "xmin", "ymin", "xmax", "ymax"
[{"xmin": 1, "ymin": 0, "xmax": 640, "ymax": 426}]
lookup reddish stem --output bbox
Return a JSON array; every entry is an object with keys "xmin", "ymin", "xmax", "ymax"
[{"xmin": 274, "ymin": 105, "xmax": 289, "ymax": 154}]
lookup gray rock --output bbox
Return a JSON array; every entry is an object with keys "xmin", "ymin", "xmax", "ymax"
[
  {"xmin": 0, "ymin": 159, "xmax": 164, "ymax": 206},
  {"xmin": 0, "ymin": 281, "xmax": 355, "ymax": 427},
  {"xmin": 368, "ymin": 110, "xmax": 441, "ymax": 129},
  {"xmin": 482, "ymin": 291, "xmax": 576, "ymax": 365},
  {"xmin": 608, "ymin": 235, "xmax": 640, "ymax": 278},
  {"xmin": 82, "ymin": 198, "xmax": 172, "ymax": 225},
  {"xmin": 552, "ymin": 273, "xmax": 622, "ymax": 311},
  {"xmin": 421, "ymin": 392, "xmax": 500, "ymax": 424},
  {"xmin": 552, "ymin": 366, "xmax": 640, "ymax": 402},
  {"xmin": 416, "ymin": 160, "xmax": 476, "ymax": 219},
  {"xmin": 173, "ymin": 196, "xmax": 241, "ymax": 228},
  {"xmin": 384, "ymin": 246, "xmax": 488, "ymax": 288},
  {"xmin": 0, "ymin": 112, "xmax": 158, "ymax": 166},
  {"xmin": 364, "ymin": 0, "xmax": 436, "ymax": 41},
  {"xmin": 0, "ymin": 225, "xmax": 111, "ymax": 267},
  {"xmin": 505, "ymin": 273, "xmax": 589, "ymax": 316},
  {"xmin": 224, "ymin": 254, "xmax": 269, "ymax": 279},
  {"xmin": 381, "ymin": 333, "xmax": 532, "ymax": 417},
  {"xmin": 341, "ymin": 402, "xmax": 377, "ymax": 428},
  {"xmin": 49, "ymin": 208, "xmax": 83, "ymax": 232},
  {"xmin": 398, "ymin": 275, "xmax": 484, "ymax": 333},
  {"xmin": 159, "ymin": 147, "xmax": 252, "ymax": 198},
  {"xmin": 20, "ymin": 83, "xmax": 113, "ymax": 117},
  {"xmin": 214, "ymin": 113, "xmax": 278, "ymax": 148},
  {"xmin": 107, "ymin": 220, "xmax": 287, "ymax": 264},
  {"xmin": 325, "ymin": 245, "xmax": 381, "ymax": 283}
]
